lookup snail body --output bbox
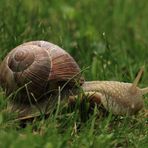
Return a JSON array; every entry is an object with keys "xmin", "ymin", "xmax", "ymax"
[
  {"xmin": 82, "ymin": 81, "xmax": 146, "ymax": 115},
  {"xmin": 0, "ymin": 41, "xmax": 147, "ymax": 120}
]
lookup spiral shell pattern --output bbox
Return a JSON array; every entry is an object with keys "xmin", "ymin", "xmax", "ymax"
[
  {"xmin": 0, "ymin": 41, "xmax": 83, "ymax": 103},
  {"xmin": 22, "ymin": 41, "xmax": 83, "ymax": 84}
]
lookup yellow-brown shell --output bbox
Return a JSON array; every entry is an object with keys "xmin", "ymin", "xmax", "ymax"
[{"xmin": 0, "ymin": 41, "xmax": 83, "ymax": 103}]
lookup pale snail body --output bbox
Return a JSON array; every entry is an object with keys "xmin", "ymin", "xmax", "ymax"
[
  {"xmin": 82, "ymin": 81, "xmax": 144, "ymax": 115},
  {"xmin": 0, "ymin": 41, "xmax": 147, "ymax": 120}
]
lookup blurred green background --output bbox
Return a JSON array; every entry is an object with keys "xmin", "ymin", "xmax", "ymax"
[
  {"xmin": 0, "ymin": 0, "xmax": 147, "ymax": 147},
  {"xmin": 0, "ymin": 0, "xmax": 147, "ymax": 82}
]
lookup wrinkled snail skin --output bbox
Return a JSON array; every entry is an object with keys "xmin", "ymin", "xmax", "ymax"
[
  {"xmin": 0, "ymin": 40, "xmax": 147, "ymax": 120},
  {"xmin": 82, "ymin": 81, "xmax": 144, "ymax": 115}
]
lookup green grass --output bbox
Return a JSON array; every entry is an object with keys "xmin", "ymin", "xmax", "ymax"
[{"xmin": 0, "ymin": 0, "xmax": 148, "ymax": 147}]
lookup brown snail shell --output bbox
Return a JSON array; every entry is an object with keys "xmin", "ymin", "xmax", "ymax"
[{"xmin": 0, "ymin": 41, "xmax": 83, "ymax": 119}]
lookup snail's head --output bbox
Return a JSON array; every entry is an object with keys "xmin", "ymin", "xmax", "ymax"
[{"xmin": 99, "ymin": 67, "xmax": 148, "ymax": 115}]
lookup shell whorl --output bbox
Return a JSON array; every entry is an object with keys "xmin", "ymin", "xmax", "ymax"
[
  {"xmin": 0, "ymin": 41, "xmax": 83, "ymax": 103},
  {"xmin": 22, "ymin": 41, "xmax": 83, "ymax": 84},
  {"xmin": 1, "ymin": 44, "xmax": 51, "ymax": 102},
  {"xmin": 8, "ymin": 46, "xmax": 35, "ymax": 72}
]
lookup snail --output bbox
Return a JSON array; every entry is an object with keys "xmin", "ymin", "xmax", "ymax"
[{"xmin": 0, "ymin": 41, "xmax": 147, "ymax": 120}]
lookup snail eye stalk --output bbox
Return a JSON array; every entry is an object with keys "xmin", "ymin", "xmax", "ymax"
[
  {"xmin": 130, "ymin": 66, "xmax": 148, "ymax": 95},
  {"xmin": 130, "ymin": 66, "xmax": 144, "ymax": 93}
]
